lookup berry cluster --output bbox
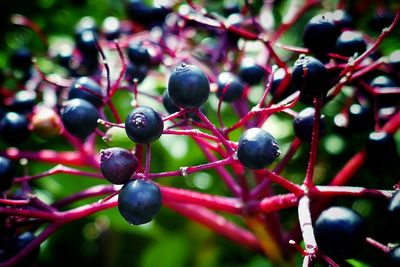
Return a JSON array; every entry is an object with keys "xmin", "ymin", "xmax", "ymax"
[{"xmin": 0, "ymin": 1, "xmax": 399, "ymax": 266}]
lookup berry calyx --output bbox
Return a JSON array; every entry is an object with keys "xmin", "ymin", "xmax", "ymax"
[
  {"xmin": 167, "ymin": 63, "xmax": 210, "ymax": 109},
  {"xmin": 125, "ymin": 106, "xmax": 164, "ymax": 144},
  {"xmin": 216, "ymin": 72, "xmax": 244, "ymax": 102},
  {"xmin": 0, "ymin": 156, "xmax": 14, "ymax": 191},
  {"xmin": 237, "ymin": 128, "xmax": 280, "ymax": 170},
  {"xmin": 60, "ymin": 99, "xmax": 99, "ymax": 139},
  {"xmin": 100, "ymin": 147, "xmax": 138, "ymax": 184},
  {"xmin": 293, "ymin": 107, "xmax": 326, "ymax": 143},
  {"xmin": 68, "ymin": 77, "xmax": 104, "ymax": 107},
  {"xmin": 314, "ymin": 206, "xmax": 366, "ymax": 259},
  {"xmin": 118, "ymin": 179, "xmax": 162, "ymax": 225}
]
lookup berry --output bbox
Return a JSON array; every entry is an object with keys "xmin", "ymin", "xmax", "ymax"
[
  {"xmin": 314, "ymin": 206, "xmax": 366, "ymax": 259},
  {"xmin": 100, "ymin": 147, "xmax": 138, "ymax": 184},
  {"xmin": 328, "ymin": 10, "xmax": 353, "ymax": 30},
  {"xmin": 335, "ymin": 31, "xmax": 367, "ymax": 58},
  {"xmin": 303, "ymin": 14, "xmax": 340, "ymax": 54},
  {"xmin": 270, "ymin": 68, "xmax": 295, "ymax": 100},
  {"xmin": 126, "ymin": 0, "xmax": 170, "ymax": 28},
  {"xmin": 0, "ymin": 156, "xmax": 14, "ymax": 192},
  {"xmin": 30, "ymin": 106, "xmax": 62, "ymax": 139},
  {"xmin": 61, "ymin": 99, "xmax": 99, "ymax": 139},
  {"xmin": 10, "ymin": 48, "xmax": 32, "ymax": 71},
  {"xmin": 74, "ymin": 16, "xmax": 98, "ymax": 39},
  {"xmin": 388, "ymin": 50, "xmax": 400, "ymax": 71},
  {"xmin": 101, "ymin": 16, "xmax": 120, "ymax": 40},
  {"xmin": 127, "ymin": 41, "xmax": 150, "ymax": 65},
  {"xmin": 76, "ymin": 30, "xmax": 98, "ymax": 57},
  {"xmin": 0, "ymin": 112, "xmax": 30, "ymax": 145},
  {"xmin": 125, "ymin": 106, "xmax": 164, "ymax": 144},
  {"xmin": 167, "ymin": 63, "xmax": 210, "ymax": 109},
  {"xmin": 238, "ymin": 58, "xmax": 266, "ymax": 86},
  {"xmin": 347, "ymin": 104, "xmax": 374, "ymax": 131},
  {"xmin": 370, "ymin": 75, "xmax": 399, "ymax": 107},
  {"xmin": 125, "ymin": 62, "xmax": 148, "ymax": 84},
  {"xmin": 291, "ymin": 55, "xmax": 330, "ymax": 97},
  {"xmin": 387, "ymin": 191, "xmax": 400, "ymax": 228},
  {"xmin": 10, "ymin": 90, "xmax": 37, "ymax": 113},
  {"xmin": 56, "ymin": 43, "xmax": 74, "ymax": 69},
  {"xmin": 68, "ymin": 77, "xmax": 104, "ymax": 107},
  {"xmin": 216, "ymin": 72, "xmax": 244, "ymax": 102},
  {"xmin": 386, "ymin": 247, "xmax": 400, "ymax": 267},
  {"xmin": 293, "ymin": 107, "xmax": 326, "ymax": 143},
  {"xmin": 223, "ymin": 2, "xmax": 240, "ymax": 17},
  {"xmin": 11, "ymin": 232, "xmax": 35, "ymax": 253},
  {"xmin": 365, "ymin": 131, "xmax": 399, "ymax": 166},
  {"xmin": 118, "ymin": 179, "xmax": 162, "ymax": 225},
  {"xmin": 162, "ymin": 90, "xmax": 180, "ymax": 115},
  {"xmin": 237, "ymin": 128, "xmax": 280, "ymax": 170}
]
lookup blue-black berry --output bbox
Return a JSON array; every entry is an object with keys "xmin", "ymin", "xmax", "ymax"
[
  {"xmin": 10, "ymin": 48, "xmax": 33, "ymax": 71},
  {"xmin": 237, "ymin": 128, "xmax": 280, "ymax": 170},
  {"xmin": 118, "ymin": 179, "xmax": 162, "ymax": 225},
  {"xmin": 10, "ymin": 90, "xmax": 37, "ymax": 113},
  {"xmin": 216, "ymin": 72, "xmax": 244, "ymax": 102},
  {"xmin": 61, "ymin": 99, "xmax": 99, "ymax": 139},
  {"xmin": 101, "ymin": 16, "xmax": 121, "ymax": 40},
  {"xmin": 125, "ymin": 106, "xmax": 163, "ymax": 144},
  {"xmin": 125, "ymin": 62, "xmax": 148, "ymax": 84},
  {"xmin": 167, "ymin": 63, "xmax": 210, "ymax": 109},
  {"xmin": 68, "ymin": 77, "xmax": 104, "ymax": 107},
  {"xmin": 100, "ymin": 147, "xmax": 138, "ymax": 184},
  {"xmin": 365, "ymin": 131, "xmax": 399, "ymax": 166},
  {"xmin": 293, "ymin": 107, "xmax": 326, "ymax": 143},
  {"xmin": 303, "ymin": 14, "xmax": 339, "ymax": 54},
  {"xmin": 238, "ymin": 58, "xmax": 266, "ymax": 86},
  {"xmin": 0, "ymin": 156, "xmax": 14, "ymax": 192},
  {"xmin": 386, "ymin": 246, "xmax": 400, "ymax": 267},
  {"xmin": 127, "ymin": 41, "xmax": 150, "ymax": 65},
  {"xmin": 314, "ymin": 206, "xmax": 366, "ymax": 259},
  {"xmin": 0, "ymin": 112, "xmax": 30, "ymax": 145},
  {"xmin": 335, "ymin": 31, "xmax": 367, "ymax": 58}
]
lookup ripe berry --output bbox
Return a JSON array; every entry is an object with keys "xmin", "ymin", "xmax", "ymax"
[
  {"xmin": 125, "ymin": 106, "xmax": 163, "ymax": 144},
  {"xmin": 10, "ymin": 90, "xmax": 37, "ymax": 113},
  {"xmin": 162, "ymin": 90, "xmax": 180, "ymax": 115},
  {"xmin": 386, "ymin": 247, "xmax": 400, "ymax": 267},
  {"xmin": 126, "ymin": 0, "xmax": 170, "ymax": 28},
  {"xmin": 167, "ymin": 63, "xmax": 210, "ymax": 109},
  {"xmin": 10, "ymin": 48, "xmax": 33, "ymax": 71},
  {"xmin": 347, "ymin": 104, "xmax": 374, "ymax": 131},
  {"xmin": 238, "ymin": 58, "xmax": 266, "ymax": 86},
  {"xmin": 76, "ymin": 30, "xmax": 98, "ymax": 57},
  {"xmin": 303, "ymin": 14, "xmax": 339, "ymax": 54},
  {"xmin": 0, "ymin": 112, "xmax": 30, "ymax": 145},
  {"xmin": 365, "ymin": 131, "xmax": 399, "ymax": 166},
  {"xmin": 216, "ymin": 72, "xmax": 244, "ymax": 102},
  {"xmin": 61, "ymin": 99, "xmax": 99, "ymax": 139},
  {"xmin": 314, "ymin": 206, "xmax": 366, "ymax": 259},
  {"xmin": 101, "ymin": 16, "xmax": 121, "ymax": 40},
  {"xmin": 30, "ymin": 106, "xmax": 62, "ymax": 139},
  {"xmin": 74, "ymin": 16, "xmax": 98, "ymax": 39},
  {"xmin": 127, "ymin": 41, "xmax": 150, "ymax": 65},
  {"xmin": 100, "ymin": 147, "xmax": 138, "ymax": 184},
  {"xmin": 0, "ymin": 156, "xmax": 14, "ymax": 192},
  {"xmin": 237, "ymin": 128, "xmax": 280, "ymax": 170},
  {"xmin": 125, "ymin": 62, "xmax": 148, "ymax": 84},
  {"xmin": 291, "ymin": 55, "xmax": 330, "ymax": 97},
  {"xmin": 118, "ymin": 179, "xmax": 162, "ymax": 225},
  {"xmin": 370, "ymin": 75, "xmax": 399, "ymax": 107},
  {"xmin": 335, "ymin": 31, "xmax": 367, "ymax": 57},
  {"xmin": 293, "ymin": 107, "xmax": 326, "ymax": 143},
  {"xmin": 387, "ymin": 191, "xmax": 400, "ymax": 236},
  {"xmin": 68, "ymin": 77, "xmax": 104, "ymax": 107},
  {"xmin": 223, "ymin": 2, "xmax": 240, "ymax": 17},
  {"xmin": 328, "ymin": 10, "xmax": 353, "ymax": 30}
]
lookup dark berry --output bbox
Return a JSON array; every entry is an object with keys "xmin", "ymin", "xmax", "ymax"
[
  {"xmin": 76, "ymin": 30, "xmax": 98, "ymax": 57},
  {"xmin": 10, "ymin": 90, "xmax": 37, "ymax": 113},
  {"xmin": 127, "ymin": 41, "xmax": 150, "ymax": 65},
  {"xmin": 125, "ymin": 106, "xmax": 163, "ymax": 144},
  {"xmin": 293, "ymin": 107, "xmax": 326, "ymax": 143},
  {"xmin": 370, "ymin": 11, "xmax": 394, "ymax": 32},
  {"xmin": 0, "ymin": 156, "xmax": 14, "ymax": 192},
  {"xmin": 387, "ymin": 191, "xmax": 400, "ymax": 227},
  {"xmin": 68, "ymin": 77, "xmax": 104, "ymax": 107},
  {"xmin": 370, "ymin": 75, "xmax": 399, "ymax": 107},
  {"xmin": 270, "ymin": 68, "xmax": 295, "ymax": 100},
  {"xmin": 31, "ymin": 106, "xmax": 62, "ymax": 139},
  {"xmin": 162, "ymin": 90, "xmax": 180, "ymax": 115},
  {"xmin": 100, "ymin": 147, "xmax": 138, "ymax": 184},
  {"xmin": 303, "ymin": 14, "xmax": 340, "ymax": 54},
  {"xmin": 328, "ymin": 10, "xmax": 353, "ymax": 30},
  {"xmin": 365, "ymin": 131, "xmax": 399, "ymax": 166},
  {"xmin": 11, "ymin": 232, "xmax": 35, "ymax": 253},
  {"xmin": 335, "ymin": 31, "xmax": 367, "ymax": 58},
  {"xmin": 216, "ymin": 72, "xmax": 244, "ymax": 102},
  {"xmin": 386, "ymin": 247, "xmax": 400, "ymax": 267},
  {"xmin": 291, "ymin": 55, "xmax": 330, "ymax": 97},
  {"xmin": 0, "ymin": 112, "xmax": 30, "ymax": 145},
  {"xmin": 238, "ymin": 58, "xmax": 266, "ymax": 86},
  {"xmin": 167, "ymin": 63, "xmax": 210, "ymax": 109},
  {"xmin": 56, "ymin": 43, "xmax": 74, "ymax": 69},
  {"xmin": 314, "ymin": 206, "xmax": 366, "ymax": 259},
  {"xmin": 125, "ymin": 62, "xmax": 148, "ymax": 84},
  {"xmin": 237, "ymin": 128, "xmax": 280, "ymax": 170},
  {"xmin": 10, "ymin": 48, "xmax": 32, "ymax": 71},
  {"xmin": 347, "ymin": 104, "xmax": 374, "ymax": 132},
  {"xmin": 74, "ymin": 16, "xmax": 98, "ymax": 41},
  {"xmin": 101, "ymin": 16, "xmax": 120, "ymax": 40},
  {"xmin": 223, "ymin": 2, "xmax": 240, "ymax": 17},
  {"xmin": 118, "ymin": 179, "xmax": 162, "ymax": 225},
  {"xmin": 126, "ymin": 0, "xmax": 170, "ymax": 28},
  {"xmin": 61, "ymin": 99, "xmax": 99, "ymax": 139},
  {"xmin": 388, "ymin": 50, "xmax": 400, "ymax": 71},
  {"xmin": 226, "ymin": 14, "xmax": 244, "ymax": 45}
]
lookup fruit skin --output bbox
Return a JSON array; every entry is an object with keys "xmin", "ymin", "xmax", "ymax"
[
  {"xmin": 291, "ymin": 55, "xmax": 330, "ymax": 97},
  {"xmin": 314, "ymin": 206, "xmax": 366, "ymax": 259},
  {"xmin": 167, "ymin": 63, "xmax": 210, "ymax": 109},
  {"xmin": 293, "ymin": 107, "xmax": 326, "ymax": 143},
  {"xmin": 118, "ymin": 179, "xmax": 162, "ymax": 225},
  {"xmin": 68, "ymin": 77, "xmax": 104, "ymax": 107},
  {"xmin": 0, "ymin": 112, "xmax": 30, "ymax": 145},
  {"xmin": 100, "ymin": 147, "xmax": 138, "ymax": 184},
  {"xmin": 335, "ymin": 31, "xmax": 367, "ymax": 58},
  {"xmin": 10, "ymin": 90, "xmax": 37, "ymax": 113},
  {"xmin": 365, "ymin": 131, "xmax": 399, "ymax": 166},
  {"xmin": 125, "ymin": 106, "xmax": 164, "ymax": 144},
  {"xmin": 60, "ymin": 98, "xmax": 99, "ymax": 139},
  {"xmin": 386, "ymin": 246, "xmax": 400, "ymax": 267},
  {"xmin": 0, "ymin": 156, "xmax": 14, "ymax": 192},
  {"xmin": 125, "ymin": 62, "xmax": 148, "ymax": 84},
  {"xmin": 127, "ymin": 41, "xmax": 150, "ymax": 65},
  {"xmin": 238, "ymin": 58, "xmax": 265, "ymax": 86},
  {"xmin": 303, "ymin": 14, "xmax": 340, "ymax": 54},
  {"xmin": 216, "ymin": 72, "xmax": 244, "ymax": 102},
  {"xmin": 237, "ymin": 128, "xmax": 280, "ymax": 170},
  {"xmin": 162, "ymin": 90, "xmax": 180, "ymax": 115}
]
